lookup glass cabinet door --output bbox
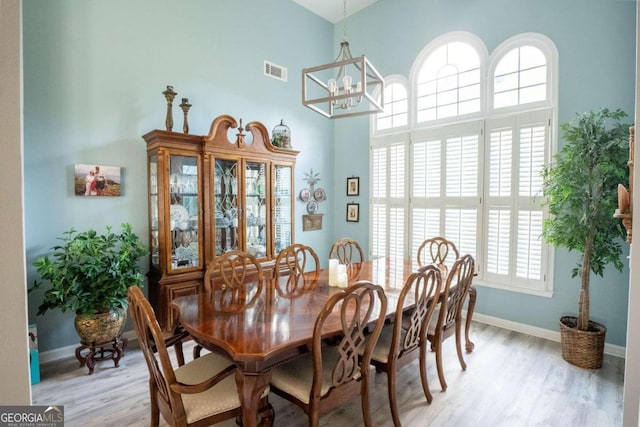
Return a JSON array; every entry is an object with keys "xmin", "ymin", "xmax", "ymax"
[
  {"xmin": 273, "ymin": 164, "xmax": 293, "ymax": 256},
  {"xmin": 244, "ymin": 161, "xmax": 268, "ymax": 258},
  {"xmin": 169, "ymin": 154, "xmax": 200, "ymax": 271},
  {"xmin": 213, "ymin": 158, "xmax": 239, "ymax": 255},
  {"xmin": 149, "ymin": 155, "xmax": 160, "ymax": 268}
]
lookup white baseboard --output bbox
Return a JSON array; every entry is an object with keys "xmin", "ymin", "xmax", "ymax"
[
  {"xmin": 38, "ymin": 315, "xmax": 627, "ymax": 363},
  {"xmin": 469, "ymin": 311, "xmax": 626, "ymax": 359}
]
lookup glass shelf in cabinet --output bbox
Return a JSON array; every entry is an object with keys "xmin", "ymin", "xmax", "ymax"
[{"xmin": 171, "ymin": 192, "xmax": 198, "ymax": 197}]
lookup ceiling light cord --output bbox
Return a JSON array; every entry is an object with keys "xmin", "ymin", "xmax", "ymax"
[{"xmin": 343, "ymin": 0, "xmax": 348, "ymax": 42}]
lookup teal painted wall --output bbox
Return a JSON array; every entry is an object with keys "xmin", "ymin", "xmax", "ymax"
[
  {"xmin": 23, "ymin": 0, "xmax": 335, "ymax": 352},
  {"xmin": 333, "ymin": 0, "xmax": 635, "ymax": 346},
  {"xmin": 23, "ymin": 0, "xmax": 635, "ymax": 352}
]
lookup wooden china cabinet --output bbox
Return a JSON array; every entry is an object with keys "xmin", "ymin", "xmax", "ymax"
[{"xmin": 143, "ymin": 114, "xmax": 298, "ymax": 329}]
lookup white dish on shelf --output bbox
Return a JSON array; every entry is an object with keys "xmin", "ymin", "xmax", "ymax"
[{"xmin": 170, "ymin": 204, "xmax": 190, "ymax": 225}]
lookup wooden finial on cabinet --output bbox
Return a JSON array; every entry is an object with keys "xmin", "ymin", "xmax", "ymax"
[
  {"xmin": 179, "ymin": 98, "xmax": 192, "ymax": 134},
  {"xmin": 236, "ymin": 118, "xmax": 245, "ymax": 146},
  {"xmin": 162, "ymin": 85, "xmax": 177, "ymax": 131}
]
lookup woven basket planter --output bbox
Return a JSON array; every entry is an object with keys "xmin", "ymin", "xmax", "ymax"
[{"xmin": 559, "ymin": 316, "xmax": 606, "ymax": 369}]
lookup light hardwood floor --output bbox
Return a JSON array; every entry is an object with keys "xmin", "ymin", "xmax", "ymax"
[{"xmin": 32, "ymin": 322, "xmax": 624, "ymax": 426}]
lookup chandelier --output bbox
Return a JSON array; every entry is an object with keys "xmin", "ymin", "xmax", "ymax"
[{"xmin": 302, "ymin": 0, "xmax": 384, "ymax": 119}]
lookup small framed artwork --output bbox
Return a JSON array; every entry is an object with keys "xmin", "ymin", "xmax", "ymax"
[
  {"xmin": 74, "ymin": 164, "xmax": 122, "ymax": 197},
  {"xmin": 346, "ymin": 177, "xmax": 359, "ymax": 196},
  {"xmin": 346, "ymin": 203, "xmax": 360, "ymax": 222},
  {"xmin": 302, "ymin": 214, "xmax": 323, "ymax": 231}
]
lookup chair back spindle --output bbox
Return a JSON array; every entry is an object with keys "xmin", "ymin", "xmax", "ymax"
[
  {"xmin": 416, "ymin": 236, "xmax": 459, "ymax": 275},
  {"xmin": 204, "ymin": 250, "xmax": 264, "ymax": 310},
  {"xmin": 274, "ymin": 243, "xmax": 320, "ymax": 297},
  {"xmin": 329, "ymin": 238, "xmax": 365, "ymax": 281}
]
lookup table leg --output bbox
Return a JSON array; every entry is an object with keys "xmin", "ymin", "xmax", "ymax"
[
  {"xmin": 464, "ymin": 286, "xmax": 477, "ymax": 352},
  {"xmin": 235, "ymin": 370, "xmax": 271, "ymax": 427}
]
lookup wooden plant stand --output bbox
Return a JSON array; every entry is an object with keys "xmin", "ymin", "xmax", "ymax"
[{"xmin": 75, "ymin": 336, "xmax": 128, "ymax": 375}]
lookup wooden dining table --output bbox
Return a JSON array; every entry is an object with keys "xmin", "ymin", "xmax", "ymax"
[{"xmin": 171, "ymin": 256, "xmax": 477, "ymax": 427}]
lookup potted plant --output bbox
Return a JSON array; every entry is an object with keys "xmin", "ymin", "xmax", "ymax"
[
  {"xmin": 30, "ymin": 223, "xmax": 147, "ymax": 345},
  {"xmin": 541, "ymin": 108, "xmax": 629, "ymax": 369}
]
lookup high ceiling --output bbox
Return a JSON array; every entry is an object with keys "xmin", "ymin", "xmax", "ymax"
[{"xmin": 291, "ymin": 0, "xmax": 379, "ymax": 24}]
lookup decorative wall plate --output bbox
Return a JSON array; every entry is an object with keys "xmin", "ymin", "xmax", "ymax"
[
  {"xmin": 299, "ymin": 188, "xmax": 311, "ymax": 202},
  {"xmin": 306, "ymin": 200, "xmax": 318, "ymax": 214},
  {"xmin": 313, "ymin": 188, "xmax": 326, "ymax": 202}
]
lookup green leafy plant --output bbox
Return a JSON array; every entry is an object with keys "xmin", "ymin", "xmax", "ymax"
[
  {"xmin": 271, "ymin": 134, "xmax": 284, "ymax": 147},
  {"xmin": 30, "ymin": 223, "xmax": 148, "ymax": 316},
  {"xmin": 541, "ymin": 108, "xmax": 629, "ymax": 331}
]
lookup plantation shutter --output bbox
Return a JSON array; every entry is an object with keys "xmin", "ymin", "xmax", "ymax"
[
  {"xmin": 484, "ymin": 110, "xmax": 549, "ymax": 290},
  {"xmin": 410, "ymin": 122, "xmax": 481, "ymax": 263},
  {"xmin": 371, "ymin": 138, "xmax": 408, "ymax": 259}
]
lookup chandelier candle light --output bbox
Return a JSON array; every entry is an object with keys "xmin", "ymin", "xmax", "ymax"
[{"xmin": 302, "ymin": 0, "xmax": 384, "ymax": 119}]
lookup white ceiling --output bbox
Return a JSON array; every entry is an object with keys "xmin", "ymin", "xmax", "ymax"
[{"xmin": 291, "ymin": 0, "xmax": 380, "ymax": 24}]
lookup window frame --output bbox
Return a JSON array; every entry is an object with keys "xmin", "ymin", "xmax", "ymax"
[
  {"xmin": 480, "ymin": 109, "xmax": 553, "ymax": 295},
  {"xmin": 372, "ymin": 74, "xmax": 410, "ymax": 136},
  {"xmin": 487, "ymin": 32, "xmax": 559, "ymax": 115},
  {"xmin": 409, "ymin": 31, "xmax": 489, "ymax": 129},
  {"xmin": 370, "ymin": 32, "xmax": 558, "ymax": 296}
]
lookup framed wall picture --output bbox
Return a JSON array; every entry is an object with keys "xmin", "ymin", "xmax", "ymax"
[
  {"xmin": 302, "ymin": 214, "xmax": 323, "ymax": 231},
  {"xmin": 346, "ymin": 177, "xmax": 359, "ymax": 196},
  {"xmin": 346, "ymin": 203, "xmax": 359, "ymax": 222},
  {"xmin": 74, "ymin": 164, "xmax": 122, "ymax": 197}
]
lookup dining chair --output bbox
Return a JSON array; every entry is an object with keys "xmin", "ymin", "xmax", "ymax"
[
  {"xmin": 329, "ymin": 237, "xmax": 365, "ymax": 280},
  {"xmin": 127, "ymin": 286, "xmax": 274, "ymax": 427},
  {"xmin": 427, "ymin": 253, "xmax": 476, "ymax": 392},
  {"xmin": 273, "ymin": 243, "xmax": 320, "ymax": 297},
  {"xmin": 194, "ymin": 250, "xmax": 265, "ymax": 358},
  {"xmin": 269, "ymin": 281, "xmax": 388, "ymax": 427},
  {"xmin": 156, "ymin": 322, "xmax": 190, "ymax": 367},
  {"xmin": 369, "ymin": 265, "xmax": 443, "ymax": 427},
  {"xmin": 203, "ymin": 250, "xmax": 265, "ymax": 298},
  {"xmin": 416, "ymin": 236, "xmax": 460, "ymax": 275}
]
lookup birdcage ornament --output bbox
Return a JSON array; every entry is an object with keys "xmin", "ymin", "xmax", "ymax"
[{"xmin": 271, "ymin": 119, "xmax": 291, "ymax": 149}]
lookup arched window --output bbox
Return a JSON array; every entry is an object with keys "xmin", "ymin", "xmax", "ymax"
[
  {"xmin": 413, "ymin": 33, "xmax": 486, "ymax": 123},
  {"xmin": 370, "ymin": 32, "xmax": 558, "ymax": 296},
  {"xmin": 490, "ymin": 33, "xmax": 558, "ymax": 111},
  {"xmin": 493, "ymin": 46, "xmax": 546, "ymax": 108},
  {"xmin": 375, "ymin": 77, "xmax": 409, "ymax": 132}
]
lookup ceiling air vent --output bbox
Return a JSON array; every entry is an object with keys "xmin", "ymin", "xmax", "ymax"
[{"xmin": 264, "ymin": 61, "xmax": 288, "ymax": 82}]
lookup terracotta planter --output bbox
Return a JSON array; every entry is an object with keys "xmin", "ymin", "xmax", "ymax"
[
  {"xmin": 74, "ymin": 308, "xmax": 127, "ymax": 345},
  {"xmin": 559, "ymin": 316, "xmax": 606, "ymax": 369}
]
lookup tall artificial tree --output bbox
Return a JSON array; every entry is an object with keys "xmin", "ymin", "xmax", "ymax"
[{"xmin": 542, "ymin": 108, "xmax": 629, "ymax": 331}]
